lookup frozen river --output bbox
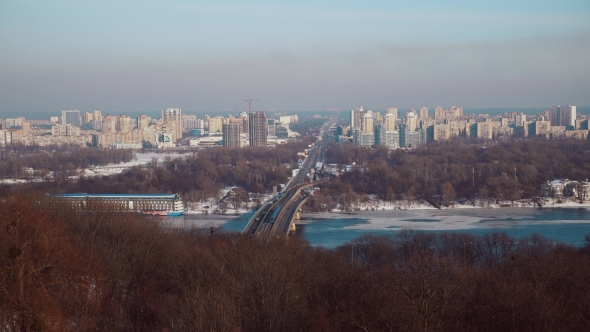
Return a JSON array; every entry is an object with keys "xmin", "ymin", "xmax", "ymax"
[{"xmin": 166, "ymin": 207, "xmax": 590, "ymax": 249}]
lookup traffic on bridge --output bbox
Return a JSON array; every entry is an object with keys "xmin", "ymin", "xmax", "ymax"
[{"xmin": 243, "ymin": 126, "xmax": 331, "ymax": 239}]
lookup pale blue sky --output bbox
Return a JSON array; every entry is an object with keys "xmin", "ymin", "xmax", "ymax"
[{"xmin": 1, "ymin": 0, "xmax": 589, "ymax": 114}]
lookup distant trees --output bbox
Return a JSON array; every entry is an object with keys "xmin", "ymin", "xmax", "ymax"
[
  {"xmin": 1, "ymin": 140, "xmax": 315, "ymax": 202},
  {"xmin": 441, "ymin": 182, "xmax": 455, "ymax": 206},
  {"xmin": 1, "ymin": 191, "xmax": 590, "ymax": 331},
  {"xmin": 308, "ymin": 139, "xmax": 590, "ymax": 210},
  {"xmin": 0, "ymin": 146, "xmax": 134, "ymax": 180},
  {"xmin": 7, "ymin": 137, "xmax": 590, "ymax": 209}
]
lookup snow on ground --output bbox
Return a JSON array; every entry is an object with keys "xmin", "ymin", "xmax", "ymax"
[
  {"xmin": 298, "ymin": 198, "xmax": 590, "ymax": 232},
  {"xmin": 0, "ymin": 179, "xmax": 30, "ymax": 185},
  {"xmin": 300, "ymin": 206, "xmax": 590, "ymax": 232},
  {"xmin": 183, "ymin": 188, "xmax": 276, "ymax": 215},
  {"xmin": 87, "ymin": 152, "xmax": 186, "ymax": 177},
  {"xmin": 160, "ymin": 215, "xmax": 236, "ymax": 229}
]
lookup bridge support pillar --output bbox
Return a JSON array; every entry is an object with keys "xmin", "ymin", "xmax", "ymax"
[
  {"xmin": 294, "ymin": 212, "xmax": 300, "ymax": 220},
  {"xmin": 289, "ymin": 221, "xmax": 296, "ymax": 232}
]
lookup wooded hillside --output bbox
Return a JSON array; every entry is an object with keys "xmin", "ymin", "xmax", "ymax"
[{"xmin": 1, "ymin": 192, "xmax": 590, "ymax": 331}]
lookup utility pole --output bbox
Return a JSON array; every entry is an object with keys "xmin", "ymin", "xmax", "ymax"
[{"xmin": 245, "ymin": 99, "xmax": 261, "ymax": 113}]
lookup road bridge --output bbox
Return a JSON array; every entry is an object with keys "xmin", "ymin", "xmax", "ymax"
[
  {"xmin": 244, "ymin": 183, "xmax": 312, "ymax": 238},
  {"xmin": 243, "ymin": 139, "xmax": 327, "ymax": 238}
]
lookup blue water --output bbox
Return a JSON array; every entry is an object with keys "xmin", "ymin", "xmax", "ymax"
[
  {"xmin": 172, "ymin": 207, "xmax": 590, "ymax": 250},
  {"xmin": 221, "ymin": 213, "xmax": 253, "ymax": 232},
  {"xmin": 294, "ymin": 208, "xmax": 590, "ymax": 249}
]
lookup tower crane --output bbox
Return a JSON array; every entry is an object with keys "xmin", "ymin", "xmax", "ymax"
[{"xmin": 245, "ymin": 99, "xmax": 261, "ymax": 113}]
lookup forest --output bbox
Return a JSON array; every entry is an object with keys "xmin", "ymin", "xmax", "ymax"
[
  {"xmin": 1, "ymin": 191, "xmax": 589, "ymax": 331},
  {"xmin": 4, "ymin": 137, "xmax": 590, "ymax": 211},
  {"xmin": 0, "ymin": 138, "xmax": 316, "ymax": 202},
  {"xmin": 305, "ymin": 138, "xmax": 590, "ymax": 211},
  {"xmin": 0, "ymin": 144, "xmax": 134, "ymax": 180}
]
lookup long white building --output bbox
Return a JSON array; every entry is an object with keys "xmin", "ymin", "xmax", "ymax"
[{"xmin": 49, "ymin": 193, "xmax": 184, "ymax": 216}]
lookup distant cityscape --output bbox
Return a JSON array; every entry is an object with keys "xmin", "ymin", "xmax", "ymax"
[
  {"xmin": 0, "ymin": 109, "xmax": 300, "ymax": 148},
  {"xmin": 341, "ymin": 105, "xmax": 584, "ymax": 148},
  {"xmin": 0, "ymin": 105, "xmax": 586, "ymax": 149}
]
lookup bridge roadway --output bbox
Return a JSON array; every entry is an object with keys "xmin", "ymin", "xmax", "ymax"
[
  {"xmin": 244, "ymin": 183, "xmax": 312, "ymax": 238},
  {"xmin": 243, "ymin": 142, "xmax": 325, "ymax": 238}
]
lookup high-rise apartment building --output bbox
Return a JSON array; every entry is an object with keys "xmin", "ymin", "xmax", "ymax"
[
  {"xmin": 549, "ymin": 105, "xmax": 576, "ymax": 128},
  {"xmin": 162, "ymin": 108, "xmax": 183, "ymax": 141},
  {"xmin": 137, "ymin": 115, "xmax": 151, "ymax": 130},
  {"xmin": 514, "ymin": 113, "xmax": 526, "ymax": 127},
  {"xmin": 560, "ymin": 105, "xmax": 576, "ymax": 128},
  {"xmin": 386, "ymin": 107, "xmax": 398, "ymax": 121},
  {"xmin": 400, "ymin": 126, "xmax": 426, "ymax": 148},
  {"xmin": 383, "ymin": 113, "xmax": 397, "ymax": 131},
  {"xmin": 404, "ymin": 111, "xmax": 418, "ymax": 131},
  {"xmin": 549, "ymin": 106, "xmax": 559, "ymax": 126},
  {"xmin": 5, "ymin": 118, "xmax": 24, "ymax": 128},
  {"xmin": 239, "ymin": 112, "xmax": 249, "ymax": 134},
  {"xmin": 93, "ymin": 110, "xmax": 102, "ymax": 122},
  {"xmin": 350, "ymin": 107, "xmax": 364, "ymax": 129},
  {"xmin": 208, "ymin": 117, "xmax": 224, "ymax": 134},
  {"xmin": 526, "ymin": 120, "xmax": 551, "ymax": 138},
  {"xmin": 222, "ymin": 122, "xmax": 241, "ymax": 147},
  {"xmin": 374, "ymin": 124, "xmax": 400, "ymax": 148},
  {"xmin": 267, "ymin": 118, "xmax": 276, "ymax": 137},
  {"xmin": 102, "ymin": 115, "xmax": 117, "ymax": 134},
  {"xmin": 353, "ymin": 129, "xmax": 375, "ymax": 147},
  {"xmin": 450, "ymin": 106, "xmax": 463, "ymax": 117},
  {"xmin": 84, "ymin": 112, "xmax": 94, "ymax": 124},
  {"xmin": 469, "ymin": 122, "xmax": 493, "ymax": 140},
  {"xmin": 62, "ymin": 110, "xmax": 81, "ymax": 127},
  {"xmin": 427, "ymin": 124, "xmax": 451, "ymax": 141},
  {"xmin": 434, "ymin": 106, "xmax": 444, "ymax": 119},
  {"xmin": 374, "ymin": 112, "xmax": 382, "ymax": 122},
  {"xmin": 118, "ymin": 115, "xmax": 132, "ymax": 133},
  {"xmin": 83, "ymin": 110, "xmax": 103, "ymax": 130},
  {"xmin": 249, "ymin": 112, "xmax": 267, "ymax": 147},
  {"xmin": 500, "ymin": 118, "xmax": 509, "ymax": 127},
  {"xmin": 420, "ymin": 107, "xmax": 429, "ymax": 119},
  {"xmin": 360, "ymin": 111, "xmax": 374, "ymax": 133},
  {"xmin": 182, "ymin": 114, "xmax": 199, "ymax": 130},
  {"xmin": 52, "ymin": 124, "xmax": 80, "ymax": 136}
]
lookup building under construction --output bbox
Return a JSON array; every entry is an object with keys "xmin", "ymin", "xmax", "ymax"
[{"xmin": 249, "ymin": 112, "xmax": 267, "ymax": 147}]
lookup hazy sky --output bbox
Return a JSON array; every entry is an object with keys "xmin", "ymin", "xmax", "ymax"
[{"xmin": 1, "ymin": 0, "xmax": 589, "ymax": 114}]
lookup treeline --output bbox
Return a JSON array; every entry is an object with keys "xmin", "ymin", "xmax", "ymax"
[
  {"xmin": 2, "ymin": 192, "xmax": 590, "ymax": 331},
  {"xmin": 18, "ymin": 139, "xmax": 316, "ymax": 200},
  {"xmin": 308, "ymin": 139, "xmax": 590, "ymax": 210},
  {"xmin": 0, "ymin": 145, "xmax": 134, "ymax": 180},
  {"xmin": 290, "ymin": 116, "xmax": 329, "ymax": 136}
]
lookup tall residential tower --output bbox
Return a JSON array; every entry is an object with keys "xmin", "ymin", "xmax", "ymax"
[
  {"xmin": 162, "ymin": 108, "xmax": 183, "ymax": 142},
  {"xmin": 249, "ymin": 112, "xmax": 267, "ymax": 147},
  {"xmin": 222, "ymin": 122, "xmax": 241, "ymax": 147}
]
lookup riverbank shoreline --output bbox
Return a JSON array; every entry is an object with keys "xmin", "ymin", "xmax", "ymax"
[
  {"xmin": 320, "ymin": 198, "xmax": 590, "ymax": 214},
  {"xmin": 296, "ymin": 205, "xmax": 590, "ymax": 233}
]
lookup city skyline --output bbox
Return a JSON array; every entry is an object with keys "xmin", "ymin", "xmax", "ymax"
[{"xmin": 1, "ymin": 1, "xmax": 589, "ymax": 113}]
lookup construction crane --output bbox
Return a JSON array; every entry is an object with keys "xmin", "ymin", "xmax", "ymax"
[{"xmin": 245, "ymin": 99, "xmax": 261, "ymax": 113}]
